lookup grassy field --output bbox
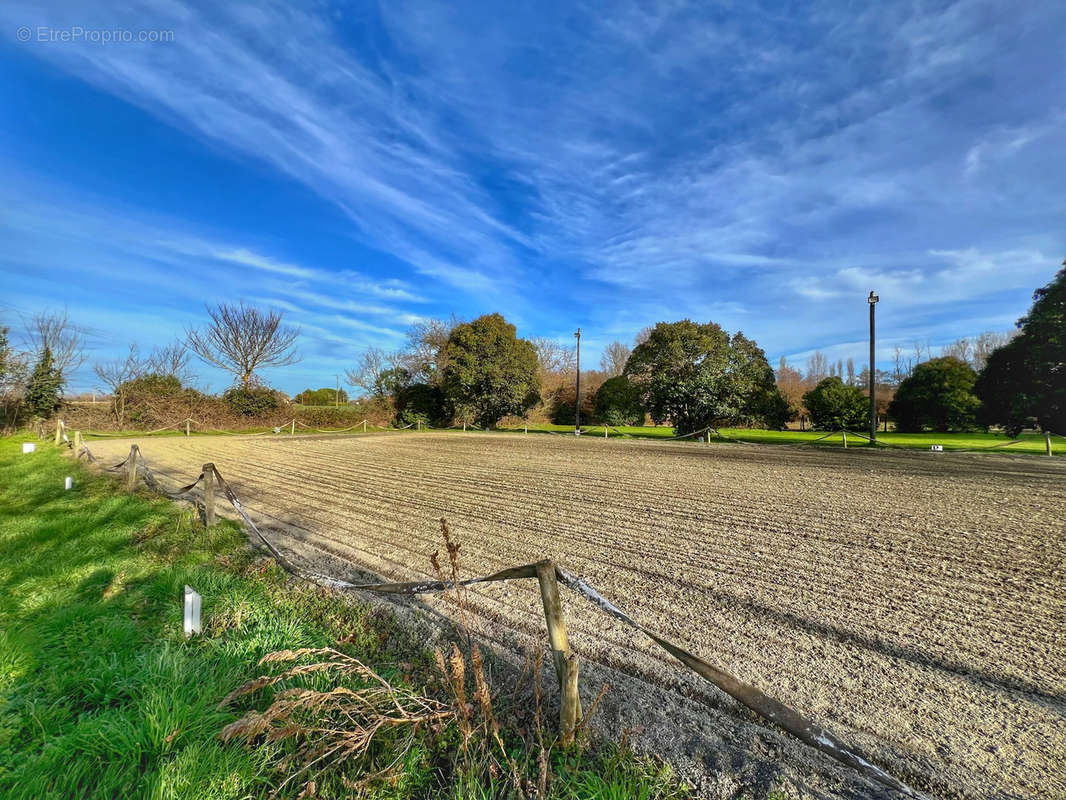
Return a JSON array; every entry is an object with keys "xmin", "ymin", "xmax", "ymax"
[
  {"xmin": 0, "ymin": 437, "xmax": 689, "ymax": 800},
  {"xmin": 496, "ymin": 423, "xmax": 1065, "ymax": 455}
]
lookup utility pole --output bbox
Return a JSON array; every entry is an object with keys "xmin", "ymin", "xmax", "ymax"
[
  {"xmin": 868, "ymin": 291, "xmax": 879, "ymax": 443},
  {"xmin": 574, "ymin": 328, "xmax": 581, "ymax": 435}
]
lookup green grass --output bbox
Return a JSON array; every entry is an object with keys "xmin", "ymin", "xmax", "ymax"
[
  {"xmin": 0, "ymin": 437, "xmax": 691, "ymax": 799},
  {"xmin": 495, "ymin": 422, "xmax": 1064, "ymax": 455}
]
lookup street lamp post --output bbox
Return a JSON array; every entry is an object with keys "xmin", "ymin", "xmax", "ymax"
[
  {"xmin": 868, "ymin": 291, "xmax": 879, "ymax": 443},
  {"xmin": 574, "ymin": 328, "xmax": 581, "ymax": 435}
]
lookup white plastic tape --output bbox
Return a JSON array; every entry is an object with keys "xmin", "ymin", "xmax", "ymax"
[{"xmin": 22, "ymin": 442, "xmax": 36, "ymax": 454}]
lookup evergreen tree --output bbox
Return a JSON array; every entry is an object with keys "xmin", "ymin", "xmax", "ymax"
[{"xmin": 25, "ymin": 346, "xmax": 62, "ymax": 418}]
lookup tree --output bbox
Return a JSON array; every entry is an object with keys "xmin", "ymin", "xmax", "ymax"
[
  {"xmin": 531, "ymin": 337, "xmax": 576, "ymax": 375},
  {"xmin": 976, "ymin": 264, "xmax": 1066, "ymax": 434},
  {"xmin": 146, "ymin": 341, "xmax": 192, "ymax": 381},
  {"xmin": 346, "ymin": 347, "xmax": 403, "ymax": 399},
  {"xmin": 802, "ymin": 377, "xmax": 867, "ymax": 431},
  {"xmin": 775, "ymin": 358, "xmax": 807, "ymax": 424},
  {"xmin": 593, "ymin": 375, "xmax": 644, "ymax": 426},
  {"xmin": 398, "ymin": 317, "xmax": 460, "ymax": 383},
  {"xmin": 25, "ymin": 346, "xmax": 63, "ymax": 418},
  {"xmin": 805, "ymin": 351, "xmax": 829, "ymax": 383},
  {"xmin": 439, "ymin": 313, "xmax": 540, "ymax": 428},
  {"xmin": 888, "ymin": 357, "xmax": 980, "ymax": 432},
  {"xmin": 186, "ymin": 303, "xmax": 299, "ymax": 388},
  {"xmin": 24, "ymin": 310, "xmax": 85, "ymax": 393},
  {"xmin": 0, "ymin": 326, "xmax": 28, "ymax": 428},
  {"xmin": 599, "ymin": 341, "xmax": 631, "ymax": 377},
  {"xmin": 623, "ymin": 320, "xmax": 785, "ymax": 434},
  {"xmin": 93, "ymin": 344, "xmax": 144, "ymax": 426}
]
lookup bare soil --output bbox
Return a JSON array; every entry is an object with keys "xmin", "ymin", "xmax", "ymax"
[{"xmin": 85, "ymin": 432, "xmax": 1066, "ymax": 800}]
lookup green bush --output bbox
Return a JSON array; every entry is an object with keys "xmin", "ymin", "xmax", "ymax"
[
  {"xmin": 802, "ymin": 377, "xmax": 867, "ymax": 430},
  {"xmin": 593, "ymin": 376, "xmax": 644, "ymax": 427},
  {"xmin": 395, "ymin": 382, "xmax": 445, "ymax": 426},
  {"xmin": 223, "ymin": 386, "xmax": 280, "ymax": 417}
]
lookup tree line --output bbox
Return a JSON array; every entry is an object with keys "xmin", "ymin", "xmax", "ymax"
[{"xmin": 2, "ymin": 262, "xmax": 1061, "ymax": 437}]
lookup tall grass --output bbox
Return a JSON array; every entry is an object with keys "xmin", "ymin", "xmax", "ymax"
[{"xmin": 0, "ymin": 437, "xmax": 689, "ymax": 799}]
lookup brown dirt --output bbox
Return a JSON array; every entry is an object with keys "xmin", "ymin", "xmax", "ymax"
[{"xmin": 84, "ymin": 432, "xmax": 1066, "ymax": 800}]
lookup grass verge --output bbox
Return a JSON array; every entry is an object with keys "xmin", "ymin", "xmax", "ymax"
[{"xmin": 0, "ymin": 437, "xmax": 688, "ymax": 799}]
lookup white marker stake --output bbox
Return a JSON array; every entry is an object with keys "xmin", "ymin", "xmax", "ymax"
[
  {"xmin": 22, "ymin": 442, "xmax": 36, "ymax": 454},
  {"xmin": 64, "ymin": 476, "xmax": 72, "ymax": 490},
  {"xmin": 931, "ymin": 444, "xmax": 944, "ymax": 452},
  {"xmin": 184, "ymin": 585, "xmax": 202, "ymax": 637}
]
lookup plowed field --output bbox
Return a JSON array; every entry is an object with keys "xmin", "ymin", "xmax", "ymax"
[{"xmin": 85, "ymin": 432, "xmax": 1066, "ymax": 800}]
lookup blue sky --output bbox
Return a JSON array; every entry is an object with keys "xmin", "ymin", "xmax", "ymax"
[{"xmin": 2, "ymin": 0, "xmax": 1064, "ymax": 394}]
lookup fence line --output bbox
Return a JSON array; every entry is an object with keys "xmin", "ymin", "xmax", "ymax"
[{"xmin": 72, "ymin": 435, "xmax": 930, "ymax": 799}]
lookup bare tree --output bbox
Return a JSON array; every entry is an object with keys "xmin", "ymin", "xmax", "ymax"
[
  {"xmin": 531, "ymin": 337, "xmax": 576, "ymax": 376},
  {"xmin": 634, "ymin": 326, "xmax": 653, "ymax": 346},
  {"xmin": 846, "ymin": 357, "xmax": 855, "ymax": 385},
  {"xmin": 93, "ymin": 344, "xmax": 143, "ymax": 425},
  {"xmin": 345, "ymin": 347, "xmax": 400, "ymax": 398},
  {"xmin": 891, "ymin": 345, "xmax": 910, "ymax": 385},
  {"xmin": 25, "ymin": 309, "xmax": 86, "ymax": 381},
  {"xmin": 186, "ymin": 303, "xmax": 299, "ymax": 388},
  {"xmin": 146, "ymin": 341, "xmax": 192, "ymax": 381},
  {"xmin": 941, "ymin": 330, "xmax": 1015, "ymax": 372},
  {"xmin": 398, "ymin": 316, "xmax": 459, "ymax": 382},
  {"xmin": 941, "ymin": 337, "xmax": 973, "ymax": 365},
  {"xmin": 805, "ymin": 351, "xmax": 828, "ymax": 382},
  {"xmin": 972, "ymin": 330, "xmax": 1015, "ymax": 371},
  {"xmin": 599, "ymin": 340, "xmax": 631, "ymax": 377}
]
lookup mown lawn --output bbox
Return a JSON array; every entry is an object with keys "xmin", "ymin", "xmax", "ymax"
[
  {"xmin": 0, "ymin": 437, "xmax": 687, "ymax": 799},
  {"xmin": 497, "ymin": 423, "xmax": 1064, "ymax": 455}
]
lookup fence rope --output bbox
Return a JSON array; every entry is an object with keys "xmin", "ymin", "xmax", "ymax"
[{"xmin": 72, "ymin": 438, "xmax": 929, "ymax": 799}]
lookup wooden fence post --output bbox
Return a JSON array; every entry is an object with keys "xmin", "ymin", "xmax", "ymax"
[
  {"xmin": 202, "ymin": 463, "xmax": 216, "ymax": 526},
  {"xmin": 126, "ymin": 445, "xmax": 139, "ymax": 491},
  {"xmin": 363, "ymin": 419, "xmax": 367, "ymax": 433},
  {"xmin": 74, "ymin": 430, "xmax": 83, "ymax": 451},
  {"xmin": 1047, "ymin": 431, "xmax": 1053, "ymax": 457},
  {"xmin": 185, "ymin": 419, "xmax": 190, "ymax": 437},
  {"xmin": 291, "ymin": 419, "xmax": 296, "ymax": 436},
  {"xmin": 536, "ymin": 560, "xmax": 581, "ymax": 743},
  {"xmin": 842, "ymin": 430, "xmax": 847, "ymax": 448},
  {"xmin": 54, "ymin": 420, "xmax": 63, "ymax": 446}
]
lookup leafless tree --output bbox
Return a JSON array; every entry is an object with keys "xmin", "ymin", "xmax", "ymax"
[
  {"xmin": 93, "ymin": 344, "xmax": 144, "ymax": 425},
  {"xmin": 398, "ymin": 316, "xmax": 459, "ymax": 381},
  {"xmin": 599, "ymin": 340, "xmax": 631, "ymax": 377},
  {"xmin": 846, "ymin": 357, "xmax": 855, "ymax": 385},
  {"xmin": 972, "ymin": 330, "xmax": 1015, "ymax": 371},
  {"xmin": 634, "ymin": 326, "xmax": 653, "ymax": 346},
  {"xmin": 531, "ymin": 337, "xmax": 576, "ymax": 376},
  {"xmin": 345, "ymin": 346, "xmax": 400, "ymax": 398},
  {"xmin": 186, "ymin": 303, "xmax": 299, "ymax": 388},
  {"xmin": 941, "ymin": 330, "xmax": 1015, "ymax": 372},
  {"xmin": 24, "ymin": 309, "xmax": 86, "ymax": 380},
  {"xmin": 146, "ymin": 341, "xmax": 192, "ymax": 381},
  {"xmin": 805, "ymin": 351, "xmax": 828, "ymax": 382},
  {"xmin": 941, "ymin": 337, "xmax": 973, "ymax": 365},
  {"xmin": 891, "ymin": 345, "xmax": 910, "ymax": 385}
]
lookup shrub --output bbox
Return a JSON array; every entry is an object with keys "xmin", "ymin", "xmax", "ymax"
[
  {"xmin": 223, "ymin": 386, "xmax": 281, "ymax": 417},
  {"xmin": 395, "ymin": 382, "xmax": 445, "ymax": 426},
  {"xmin": 802, "ymin": 377, "xmax": 868, "ymax": 431},
  {"xmin": 593, "ymin": 376, "xmax": 644, "ymax": 427}
]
